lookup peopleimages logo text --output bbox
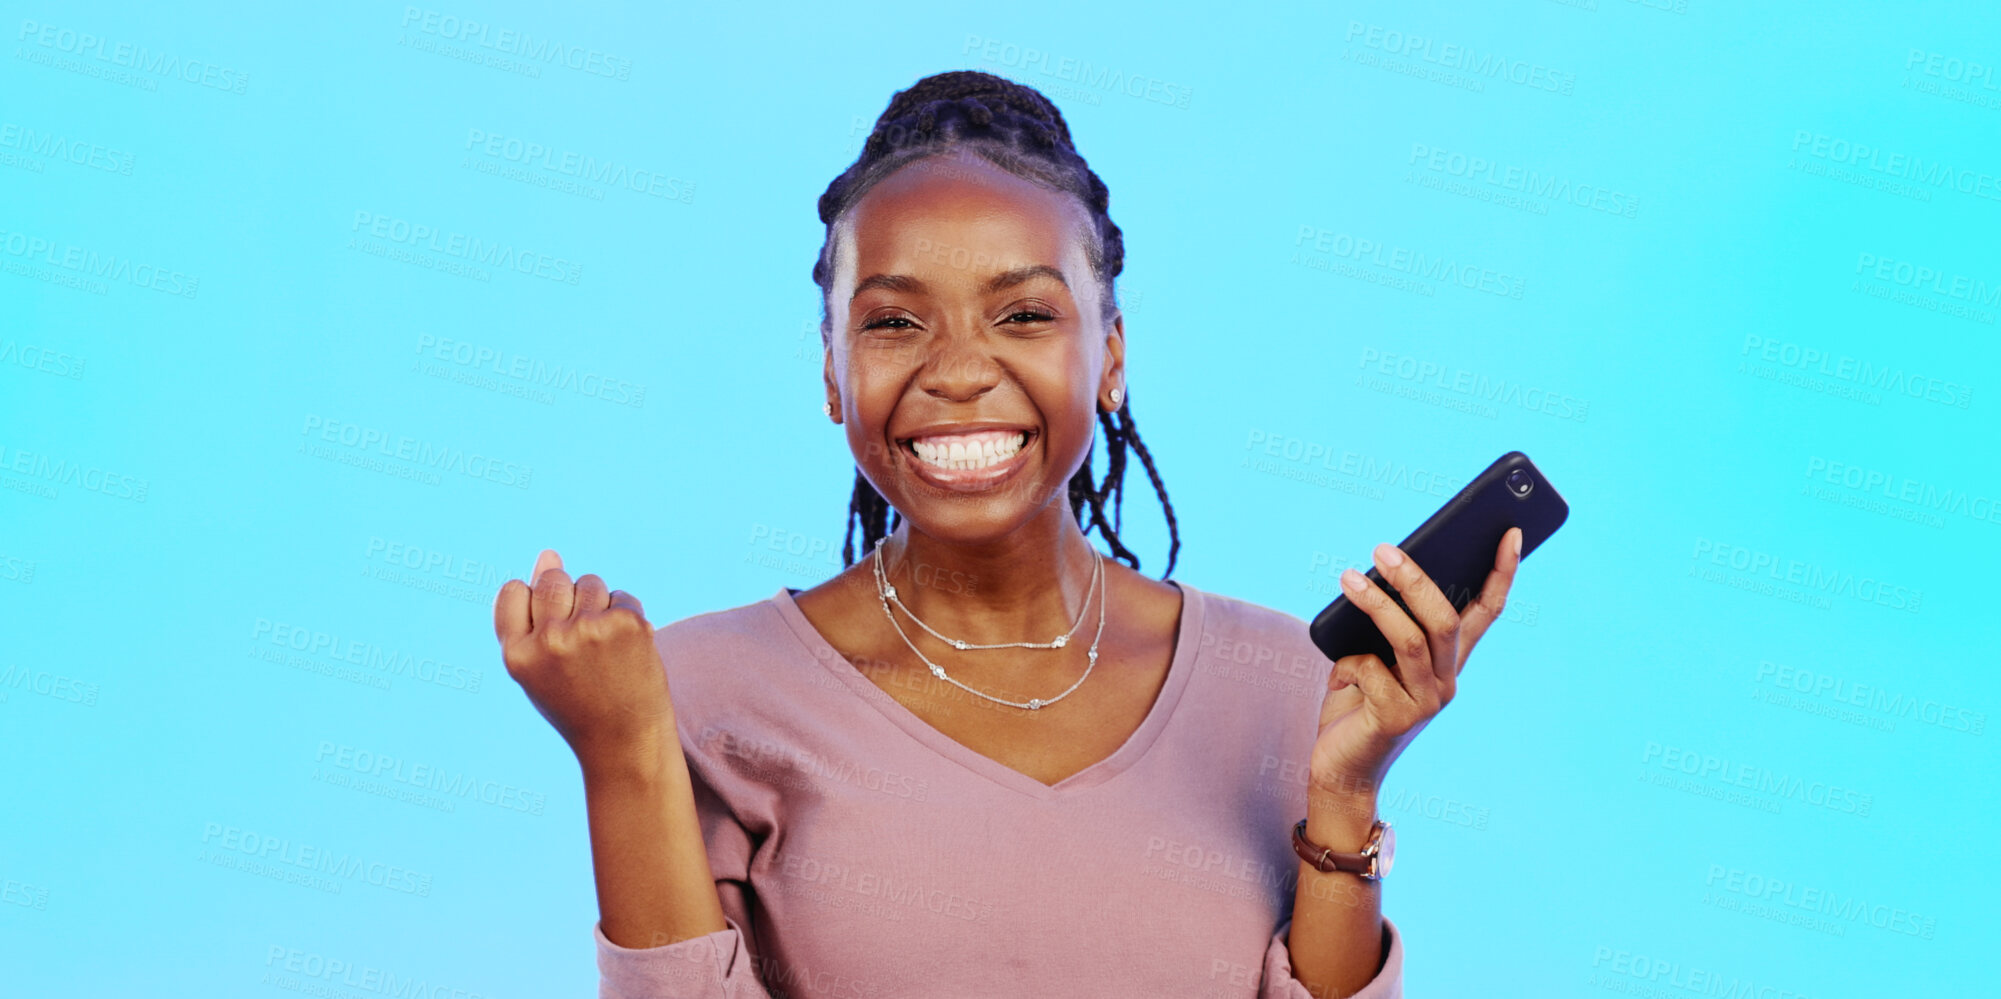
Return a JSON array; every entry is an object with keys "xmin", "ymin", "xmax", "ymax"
[
  {"xmin": 0, "ymin": 228, "xmax": 198, "ymax": 298},
  {"xmin": 1343, "ymin": 21, "xmax": 1576, "ymax": 94},
  {"xmin": 350, "ymin": 211, "xmax": 581, "ymax": 285},
  {"xmin": 963, "ymin": 35, "xmax": 1192, "ymax": 109},
  {"xmin": 300, "ymin": 415, "xmax": 532, "ymax": 489},
  {"xmin": 399, "ymin": 8, "xmax": 631, "ymax": 79},
  {"xmin": 16, "ymin": 19, "xmax": 250, "ymax": 93}
]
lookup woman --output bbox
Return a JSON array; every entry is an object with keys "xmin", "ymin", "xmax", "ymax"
[{"xmin": 493, "ymin": 70, "xmax": 1523, "ymax": 999}]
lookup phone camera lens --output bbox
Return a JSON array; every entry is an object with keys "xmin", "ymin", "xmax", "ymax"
[{"xmin": 1507, "ymin": 468, "xmax": 1534, "ymax": 498}]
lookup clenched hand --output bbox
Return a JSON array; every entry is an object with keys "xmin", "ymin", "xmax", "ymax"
[{"xmin": 493, "ymin": 549, "xmax": 676, "ymax": 772}]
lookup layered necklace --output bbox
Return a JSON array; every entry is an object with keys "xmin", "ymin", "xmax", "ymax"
[{"xmin": 870, "ymin": 536, "xmax": 1106, "ymax": 711}]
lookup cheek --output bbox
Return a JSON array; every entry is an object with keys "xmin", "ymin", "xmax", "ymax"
[
  {"xmin": 844, "ymin": 412, "xmax": 893, "ymax": 469},
  {"xmin": 843, "ymin": 363, "xmax": 904, "ymax": 427},
  {"xmin": 1037, "ymin": 353, "xmax": 1104, "ymax": 415}
]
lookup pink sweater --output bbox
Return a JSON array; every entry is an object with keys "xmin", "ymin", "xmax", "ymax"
[{"xmin": 594, "ymin": 580, "xmax": 1403, "ymax": 998}]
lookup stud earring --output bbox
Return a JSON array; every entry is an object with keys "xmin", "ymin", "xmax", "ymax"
[
  {"xmin": 823, "ymin": 401, "xmax": 834, "ymax": 417},
  {"xmin": 1108, "ymin": 387, "xmax": 1123, "ymax": 406}
]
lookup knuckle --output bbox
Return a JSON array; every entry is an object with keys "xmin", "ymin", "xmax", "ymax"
[
  {"xmin": 1407, "ymin": 683, "xmax": 1434, "ymax": 711},
  {"xmin": 593, "ymin": 609, "xmax": 638, "ymax": 640},
  {"xmin": 500, "ymin": 646, "xmax": 535, "ymax": 679},
  {"xmin": 543, "ymin": 625, "xmax": 578, "ymax": 657}
]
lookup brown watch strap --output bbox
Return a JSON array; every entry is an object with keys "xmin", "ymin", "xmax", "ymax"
[{"xmin": 1293, "ymin": 818, "xmax": 1379, "ymax": 877}]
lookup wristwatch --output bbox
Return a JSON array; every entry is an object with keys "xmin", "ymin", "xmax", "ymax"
[{"xmin": 1292, "ymin": 817, "xmax": 1395, "ymax": 881}]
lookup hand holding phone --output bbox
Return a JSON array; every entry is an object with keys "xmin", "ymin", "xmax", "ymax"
[{"xmin": 1309, "ymin": 451, "xmax": 1568, "ymax": 667}]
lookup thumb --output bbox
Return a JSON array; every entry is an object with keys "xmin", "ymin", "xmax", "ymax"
[
  {"xmin": 531, "ymin": 548, "xmax": 563, "ymax": 585},
  {"xmin": 1327, "ymin": 657, "xmax": 1354, "ymax": 692},
  {"xmin": 1335, "ymin": 653, "xmax": 1404, "ymax": 712}
]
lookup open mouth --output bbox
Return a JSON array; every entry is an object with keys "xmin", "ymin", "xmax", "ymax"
[
  {"xmin": 898, "ymin": 429, "xmax": 1034, "ymax": 471},
  {"xmin": 893, "ymin": 428, "xmax": 1039, "ymax": 491}
]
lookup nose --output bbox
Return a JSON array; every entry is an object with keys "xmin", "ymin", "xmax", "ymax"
[{"xmin": 917, "ymin": 327, "xmax": 1000, "ymax": 402}]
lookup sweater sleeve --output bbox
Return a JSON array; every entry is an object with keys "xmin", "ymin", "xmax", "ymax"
[
  {"xmin": 592, "ymin": 736, "xmax": 773, "ymax": 999},
  {"xmin": 1259, "ymin": 916, "xmax": 1402, "ymax": 999}
]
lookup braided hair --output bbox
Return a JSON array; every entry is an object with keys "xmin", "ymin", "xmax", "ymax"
[{"xmin": 812, "ymin": 70, "xmax": 1180, "ymax": 578}]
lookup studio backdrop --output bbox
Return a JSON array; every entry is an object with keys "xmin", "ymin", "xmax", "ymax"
[{"xmin": 2, "ymin": 1, "xmax": 1994, "ymax": 995}]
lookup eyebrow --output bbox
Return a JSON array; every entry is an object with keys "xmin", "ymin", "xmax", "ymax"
[{"xmin": 849, "ymin": 264, "xmax": 1069, "ymax": 301}]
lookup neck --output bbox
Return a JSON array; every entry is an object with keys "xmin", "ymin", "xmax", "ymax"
[{"xmin": 876, "ymin": 509, "xmax": 1105, "ymax": 646}]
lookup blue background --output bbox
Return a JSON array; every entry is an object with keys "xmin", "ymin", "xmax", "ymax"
[{"xmin": 4, "ymin": 1, "xmax": 1995, "ymax": 994}]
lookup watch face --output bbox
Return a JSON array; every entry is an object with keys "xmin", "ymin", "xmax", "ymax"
[{"xmin": 1376, "ymin": 823, "xmax": 1395, "ymax": 878}]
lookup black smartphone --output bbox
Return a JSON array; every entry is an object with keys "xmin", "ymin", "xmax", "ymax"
[{"xmin": 1308, "ymin": 451, "xmax": 1568, "ymax": 666}]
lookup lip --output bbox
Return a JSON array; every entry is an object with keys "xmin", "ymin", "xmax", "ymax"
[
  {"xmin": 893, "ymin": 423, "xmax": 1038, "ymax": 494},
  {"xmin": 895, "ymin": 421, "xmax": 1038, "ymax": 441}
]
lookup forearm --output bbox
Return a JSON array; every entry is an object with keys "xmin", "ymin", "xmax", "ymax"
[
  {"xmin": 581, "ymin": 723, "xmax": 728, "ymax": 949},
  {"xmin": 1285, "ymin": 790, "xmax": 1386, "ymax": 998}
]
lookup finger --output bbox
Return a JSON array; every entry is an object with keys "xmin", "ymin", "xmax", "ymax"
[
  {"xmin": 494, "ymin": 578, "xmax": 531, "ymax": 647},
  {"xmin": 1333, "ymin": 653, "xmax": 1415, "ymax": 722},
  {"xmin": 1338, "ymin": 567, "xmax": 1435, "ymax": 701},
  {"xmin": 573, "ymin": 573, "xmax": 612, "ymax": 619},
  {"xmin": 530, "ymin": 561, "xmax": 576, "ymax": 630},
  {"xmin": 531, "ymin": 548, "xmax": 563, "ymax": 585},
  {"xmin": 609, "ymin": 589, "xmax": 647, "ymax": 621},
  {"xmin": 1456, "ymin": 528, "xmax": 1523, "ymax": 672},
  {"xmin": 525, "ymin": 548, "xmax": 564, "ymax": 631},
  {"xmin": 1371, "ymin": 542, "xmax": 1461, "ymax": 685}
]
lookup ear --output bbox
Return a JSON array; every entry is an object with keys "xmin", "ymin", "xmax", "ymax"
[
  {"xmin": 816, "ymin": 342, "xmax": 840, "ymax": 424},
  {"xmin": 1100, "ymin": 308, "xmax": 1126, "ymax": 409},
  {"xmin": 820, "ymin": 322, "xmax": 841, "ymax": 423}
]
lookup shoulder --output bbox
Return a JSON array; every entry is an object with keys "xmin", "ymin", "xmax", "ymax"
[
  {"xmin": 648, "ymin": 591, "xmax": 798, "ymax": 678},
  {"xmin": 648, "ymin": 588, "xmax": 852, "ymax": 707},
  {"xmin": 647, "ymin": 589, "xmax": 840, "ymax": 743},
  {"xmin": 1178, "ymin": 581, "xmax": 1332, "ymax": 690},
  {"xmin": 1185, "ymin": 580, "xmax": 1316, "ymax": 643},
  {"xmin": 1188, "ymin": 582, "xmax": 1308, "ymax": 630},
  {"xmin": 652, "ymin": 591, "xmax": 779, "ymax": 634}
]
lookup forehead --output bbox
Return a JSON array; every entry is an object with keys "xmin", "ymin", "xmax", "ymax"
[{"xmin": 841, "ymin": 151, "xmax": 1090, "ymax": 278}]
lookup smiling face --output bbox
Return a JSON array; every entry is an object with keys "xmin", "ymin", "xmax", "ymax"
[{"xmin": 822, "ymin": 148, "xmax": 1125, "ymax": 545}]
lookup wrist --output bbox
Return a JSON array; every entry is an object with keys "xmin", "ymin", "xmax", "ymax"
[
  {"xmin": 1303, "ymin": 789, "xmax": 1380, "ymax": 848},
  {"xmin": 1295, "ymin": 809, "xmax": 1395, "ymax": 884},
  {"xmin": 577, "ymin": 723, "xmax": 682, "ymax": 792}
]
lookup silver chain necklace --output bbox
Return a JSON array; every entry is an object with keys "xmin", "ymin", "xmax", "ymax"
[
  {"xmin": 871, "ymin": 536, "xmax": 1100, "ymax": 650},
  {"xmin": 870, "ymin": 537, "xmax": 1107, "ymax": 711}
]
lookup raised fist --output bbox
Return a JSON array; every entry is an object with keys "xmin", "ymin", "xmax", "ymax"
[{"xmin": 493, "ymin": 549, "xmax": 675, "ymax": 771}]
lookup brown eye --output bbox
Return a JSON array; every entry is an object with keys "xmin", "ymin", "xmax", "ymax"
[
  {"xmin": 862, "ymin": 316, "xmax": 915, "ymax": 330},
  {"xmin": 1005, "ymin": 310, "xmax": 1054, "ymax": 324}
]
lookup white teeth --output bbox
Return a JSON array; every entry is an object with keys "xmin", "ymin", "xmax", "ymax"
[{"xmin": 909, "ymin": 430, "xmax": 1027, "ymax": 470}]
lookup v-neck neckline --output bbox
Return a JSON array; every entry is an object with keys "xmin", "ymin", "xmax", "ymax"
[{"xmin": 771, "ymin": 579, "xmax": 1204, "ymax": 802}]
